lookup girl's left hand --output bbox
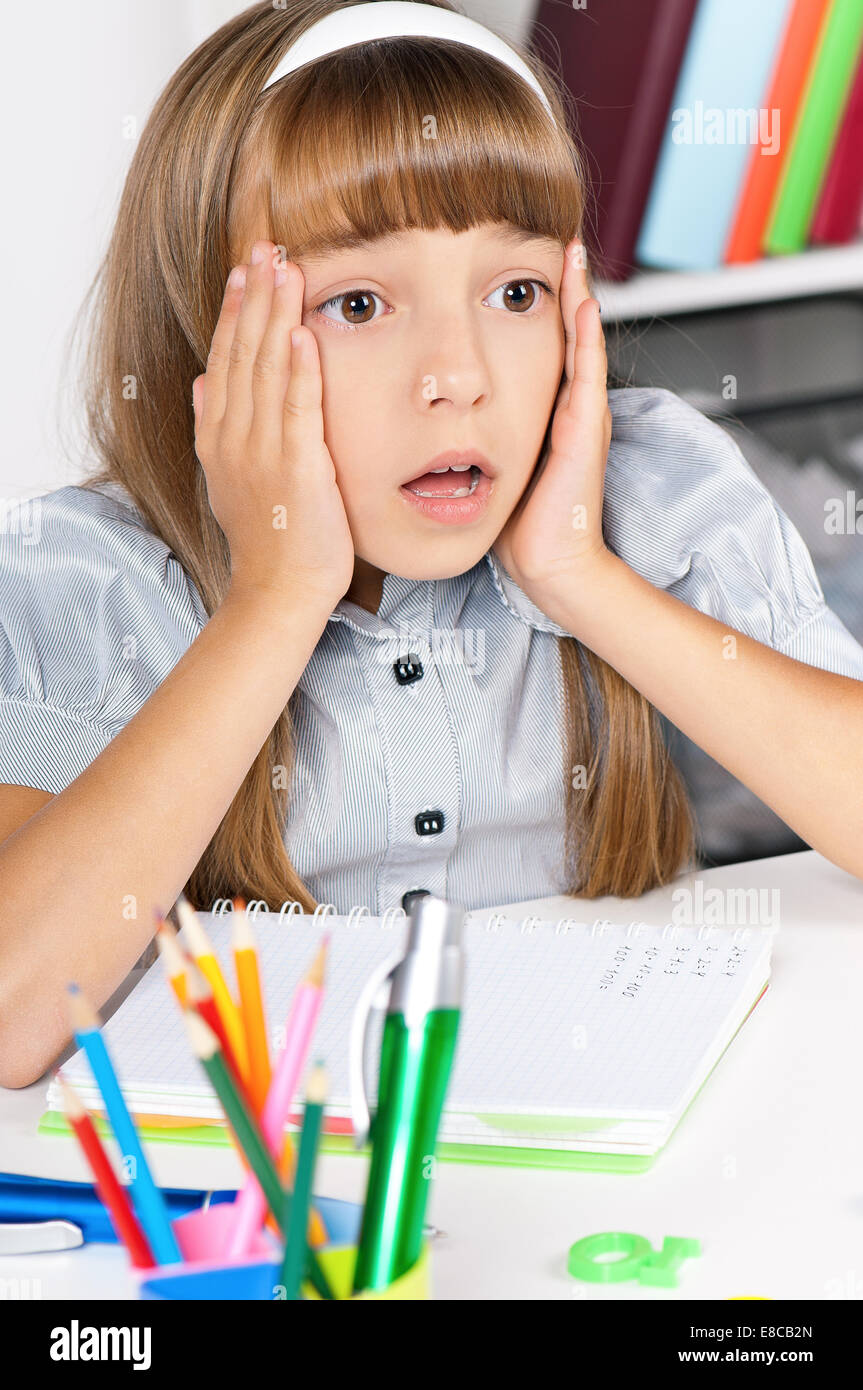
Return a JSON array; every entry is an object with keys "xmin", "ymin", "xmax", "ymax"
[{"xmin": 492, "ymin": 237, "xmax": 613, "ymax": 600}]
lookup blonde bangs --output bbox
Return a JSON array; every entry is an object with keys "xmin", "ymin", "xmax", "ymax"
[{"xmin": 229, "ymin": 37, "xmax": 587, "ymax": 259}]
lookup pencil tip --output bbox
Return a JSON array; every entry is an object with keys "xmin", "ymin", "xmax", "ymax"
[{"xmin": 305, "ymin": 936, "xmax": 329, "ymax": 986}]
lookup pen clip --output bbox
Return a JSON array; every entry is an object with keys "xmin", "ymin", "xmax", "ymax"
[
  {"xmin": 348, "ymin": 949, "xmax": 403, "ymax": 1150},
  {"xmin": 0, "ymin": 1219, "xmax": 84, "ymax": 1255}
]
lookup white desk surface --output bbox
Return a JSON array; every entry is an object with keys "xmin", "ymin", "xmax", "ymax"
[{"xmin": 2, "ymin": 849, "xmax": 861, "ymax": 1301}]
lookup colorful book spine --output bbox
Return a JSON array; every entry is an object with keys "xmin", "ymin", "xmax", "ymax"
[
  {"xmin": 810, "ymin": 38, "xmax": 863, "ymax": 243},
  {"xmin": 765, "ymin": 0, "xmax": 863, "ymax": 254},
  {"xmin": 635, "ymin": 0, "xmax": 793, "ymax": 271},
  {"xmin": 529, "ymin": 0, "xmax": 699, "ymax": 282},
  {"xmin": 724, "ymin": 0, "xmax": 833, "ymax": 263}
]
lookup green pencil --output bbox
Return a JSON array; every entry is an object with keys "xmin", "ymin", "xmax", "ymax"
[
  {"xmin": 278, "ymin": 1061, "xmax": 327, "ymax": 1301},
  {"xmin": 182, "ymin": 1009, "xmax": 334, "ymax": 1300}
]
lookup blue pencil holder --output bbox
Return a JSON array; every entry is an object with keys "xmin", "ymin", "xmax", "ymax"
[
  {"xmin": 136, "ymin": 1195, "xmax": 361, "ymax": 1300},
  {"xmin": 136, "ymin": 1195, "xmax": 430, "ymax": 1299}
]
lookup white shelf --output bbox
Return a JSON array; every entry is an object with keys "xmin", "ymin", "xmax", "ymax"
[{"xmin": 594, "ymin": 239, "xmax": 863, "ymax": 322}]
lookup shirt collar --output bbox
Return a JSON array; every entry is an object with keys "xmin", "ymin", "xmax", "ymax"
[{"xmin": 326, "ymin": 550, "xmax": 571, "ymax": 640}]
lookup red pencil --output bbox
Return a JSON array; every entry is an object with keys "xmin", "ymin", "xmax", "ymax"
[
  {"xmin": 56, "ymin": 1070, "xmax": 156, "ymax": 1269},
  {"xmin": 184, "ymin": 957, "xmax": 252, "ymax": 1105}
]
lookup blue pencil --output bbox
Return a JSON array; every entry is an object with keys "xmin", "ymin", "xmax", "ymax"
[{"xmin": 66, "ymin": 983, "xmax": 182, "ymax": 1265}]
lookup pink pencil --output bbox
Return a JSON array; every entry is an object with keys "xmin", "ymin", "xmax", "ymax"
[{"xmin": 224, "ymin": 935, "xmax": 329, "ymax": 1257}]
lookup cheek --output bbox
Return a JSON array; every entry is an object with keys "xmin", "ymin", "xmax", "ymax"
[
  {"xmin": 314, "ymin": 333, "xmax": 378, "ymax": 436},
  {"xmin": 313, "ymin": 336, "xmax": 391, "ymax": 501},
  {"xmin": 502, "ymin": 319, "xmax": 563, "ymax": 401},
  {"xmin": 500, "ymin": 332, "xmax": 562, "ymax": 448}
]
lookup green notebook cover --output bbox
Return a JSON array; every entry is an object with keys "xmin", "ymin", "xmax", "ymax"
[
  {"xmin": 38, "ymin": 980, "xmax": 769, "ymax": 1176},
  {"xmin": 766, "ymin": 0, "xmax": 863, "ymax": 253},
  {"xmin": 38, "ymin": 1106, "xmax": 655, "ymax": 1173}
]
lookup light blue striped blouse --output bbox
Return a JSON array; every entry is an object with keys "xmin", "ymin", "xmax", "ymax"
[{"xmin": 1, "ymin": 386, "xmax": 862, "ymax": 914}]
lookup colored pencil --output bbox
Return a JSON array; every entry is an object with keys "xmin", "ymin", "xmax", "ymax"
[
  {"xmin": 174, "ymin": 893, "xmax": 249, "ymax": 1083},
  {"xmin": 56, "ymin": 1070, "xmax": 156, "ymax": 1269},
  {"xmin": 182, "ymin": 952, "xmax": 276, "ymax": 1224},
  {"xmin": 66, "ymin": 983, "xmax": 182, "ymax": 1265},
  {"xmin": 153, "ymin": 912, "xmax": 189, "ymax": 1008},
  {"xmin": 224, "ymin": 936, "xmax": 330, "ymax": 1258},
  {"xmin": 181, "ymin": 1009, "xmax": 334, "ymax": 1300},
  {"xmin": 158, "ymin": 915, "xmax": 283, "ymax": 1243},
  {"xmin": 184, "ymin": 955, "xmax": 250, "ymax": 1102},
  {"xmin": 231, "ymin": 898, "xmax": 272, "ymax": 1112},
  {"xmin": 278, "ymin": 1061, "xmax": 327, "ymax": 1300}
]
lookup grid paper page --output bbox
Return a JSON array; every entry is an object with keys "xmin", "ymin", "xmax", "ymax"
[{"xmin": 53, "ymin": 910, "xmax": 775, "ymax": 1128}]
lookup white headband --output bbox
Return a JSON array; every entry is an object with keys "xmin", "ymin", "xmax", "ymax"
[{"xmin": 260, "ymin": 1, "xmax": 556, "ymax": 125}]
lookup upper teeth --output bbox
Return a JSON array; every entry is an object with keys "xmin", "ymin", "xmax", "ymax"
[{"xmin": 429, "ymin": 464, "xmax": 472, "ymax": 473}]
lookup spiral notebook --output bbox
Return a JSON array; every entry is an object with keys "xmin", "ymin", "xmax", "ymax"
[{"xmin": 41, "ymin": 899, "xmax": 776, "ymax": 1173}]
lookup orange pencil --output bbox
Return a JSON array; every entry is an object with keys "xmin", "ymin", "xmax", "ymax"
[
  {"xmin": 227, "ymin": 904, "xmax": 326, "ymax": 1246},
  {"xmin": 56, "ymin": 1071, "xmax": 156, "ymax": 1269},
  {"xmin": 173, "ymin": 893, "xmax": 249, "ymax": 1084},
  {"xmin": 231, "ymin": 898, "xmax": 272, "ymax": 1114},
  {"xmin": 153, "ymin": 912, "xmax": 189, "ymax": 1007},
  {"xmin": 153, "ymin": 913, "xmax": 284, "ymax": 1242}
]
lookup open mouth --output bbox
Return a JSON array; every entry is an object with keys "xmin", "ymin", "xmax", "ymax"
[{"xmin": 402, "ymin": 464, "xmax": 483, "ymax": 498}]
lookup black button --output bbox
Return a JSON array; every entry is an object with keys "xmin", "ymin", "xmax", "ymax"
[
  {"xmin": 402, "ymin": 888, "xmax": 432, "ymax": 913},
  {"xmin": 415, "ymin": 809, "xmax": 445, "ymax": 836},
  {"xmin": 394, "ymin": 652, "xmax": 424, "ymax": 685}
]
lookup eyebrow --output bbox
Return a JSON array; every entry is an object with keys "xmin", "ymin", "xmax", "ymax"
[
  {"xmin": 299, "ymin": 226, "xmax": 563, "ymax": 264},
  {"xmin": 493, "ymin": 227, "xmax": 563, "ymax": 254}
]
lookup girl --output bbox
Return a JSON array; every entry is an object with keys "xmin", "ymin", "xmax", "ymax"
[{"xmin": 1, "ymin": 0, "xmax": 862, "ymax": 1088}]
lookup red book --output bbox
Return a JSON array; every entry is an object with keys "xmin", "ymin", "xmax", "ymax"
[
  {"xmin": 810, "ymin": 41, "xmax": 863, "ymax": 245},
  {"xmin": 530, "ymin": 0, "xmax": 699, "ymax": 281}
]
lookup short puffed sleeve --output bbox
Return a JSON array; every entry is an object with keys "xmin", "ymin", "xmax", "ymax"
[
  {"xmin": 0, "ymin": 483, "xmax": 208, "ymax": 792},
  {"xmin": 602, "ymin": 387, "xmax": 863, "ymax": 679}
]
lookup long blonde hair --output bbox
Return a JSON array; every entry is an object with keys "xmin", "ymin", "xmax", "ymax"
[{"xmin": 70, "ymin": 0, "xmax": 698, "ymax": 909}]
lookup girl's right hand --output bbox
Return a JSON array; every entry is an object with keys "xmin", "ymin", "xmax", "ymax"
[{"xmin": 192, "ymin": 239, "xmax": 356, "ymax": 610}]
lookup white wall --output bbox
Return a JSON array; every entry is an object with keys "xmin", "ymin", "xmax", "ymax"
[{"xmin": 1, "ymin": 0, "xmax": 537, "ymax": 502}]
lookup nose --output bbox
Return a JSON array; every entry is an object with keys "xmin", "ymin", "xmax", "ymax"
[{"xmin": 417, "ymin": 314, "xmax": 490, "ymax": 410}]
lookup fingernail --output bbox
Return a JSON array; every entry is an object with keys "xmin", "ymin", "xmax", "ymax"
[
  {"xmin": 229, "ymin": 266, "xmax": 246, "ymax": 291},
  {"xmin": 251, "ymin": 243, "xmax": 266, "ymax": 265}
]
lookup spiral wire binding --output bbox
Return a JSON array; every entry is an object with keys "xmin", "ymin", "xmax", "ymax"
[
  {"xmin": 209, "ymin": 896, "xmax": 409, "ymax": 929},
  {"xmin": 206, "ymin": 897, "xmax": 620, "ymax": 938}
]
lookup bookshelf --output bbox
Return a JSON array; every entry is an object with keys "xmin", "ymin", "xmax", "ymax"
[{"xmin": 594, "ymin": 239, "xmax": 863, "ymax": 322}]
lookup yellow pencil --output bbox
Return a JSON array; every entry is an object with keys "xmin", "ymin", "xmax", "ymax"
[
  {"xmin": 231, "ymin": 898, "xmax": 272, "ymax": 1114},
  {"xmin": 173, "ymin": 893, "xmax": 249, "ymax": 1085}
]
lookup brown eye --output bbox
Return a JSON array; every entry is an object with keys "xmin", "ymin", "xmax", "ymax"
[
  {"xmin": 316, "ymin": 289, "xmax": 382, "ymax": 327},
  {"xmin": 503, "ymin": 280, "xmax": 537, "ymax": 312},
  {"xmin": 487, "ymin": 279, "xmax": 549, "ymax": 314}
]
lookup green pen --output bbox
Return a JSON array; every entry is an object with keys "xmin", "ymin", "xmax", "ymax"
[{"xmin": 350, "ymin": 893, "xmax": 465, "ymax": 1294}]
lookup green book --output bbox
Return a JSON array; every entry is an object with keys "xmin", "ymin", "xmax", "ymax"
[{"xmin": 766, "ymin": 0, "xmax": 863, "ymax": 254}]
